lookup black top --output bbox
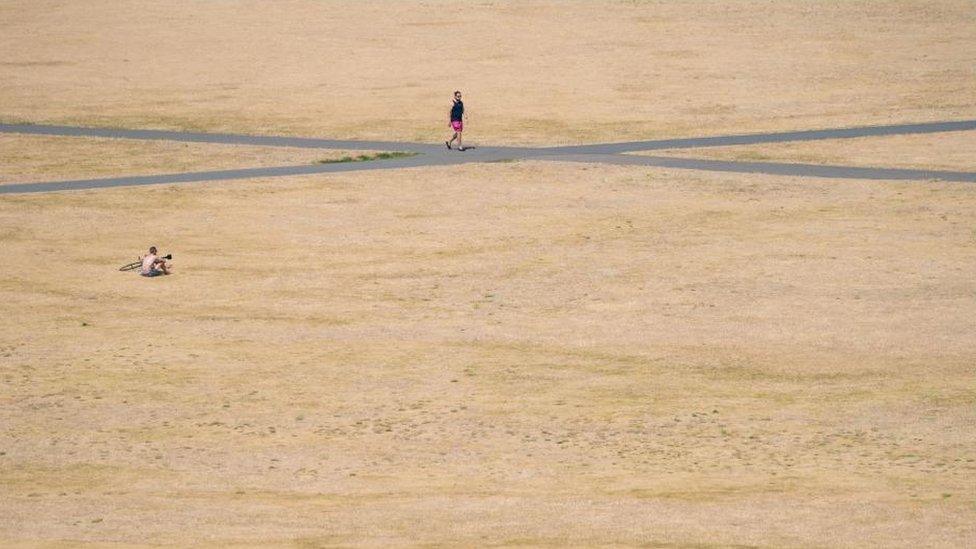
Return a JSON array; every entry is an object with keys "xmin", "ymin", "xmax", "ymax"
[{"xmin": 450, "ymin": 100, "xmax": 464, "ymax": 121}]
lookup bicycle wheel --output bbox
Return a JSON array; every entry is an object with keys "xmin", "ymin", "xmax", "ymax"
[{"xmin": 119, "ymin": 260, "xmax": 142, "ymax": 272}]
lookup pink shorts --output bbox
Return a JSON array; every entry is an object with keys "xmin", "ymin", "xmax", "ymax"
[{"xmin": 450, "ymin": 120, "xmax": 463, "ymax": 132}]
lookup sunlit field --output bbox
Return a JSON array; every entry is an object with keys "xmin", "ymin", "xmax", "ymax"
[{"xmin": 2, "ymin": 1, "xmax": 974, "ymax": 546}]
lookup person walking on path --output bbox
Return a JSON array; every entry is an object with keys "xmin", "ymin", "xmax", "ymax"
[{"xmin": 445, "ymin": 90, "xmax": 466, "ymax": 151}]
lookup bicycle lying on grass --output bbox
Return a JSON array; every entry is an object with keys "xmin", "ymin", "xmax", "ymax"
[{"xmin": 119, "ymin": 254, "xmax": 172, "ymax": 272}]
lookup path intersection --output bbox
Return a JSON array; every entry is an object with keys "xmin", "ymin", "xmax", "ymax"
[{"xmin": 1, "ymin": 119, "xmax": 974, "ymax": 194}]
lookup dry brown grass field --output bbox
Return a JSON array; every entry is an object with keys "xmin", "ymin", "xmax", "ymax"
[
  {"xmin": 2, "ymin": 0, "xmax": 975, "ymax": 144},
  {"xmin": 645, "ymin": 130, "xmax": 976, "ymax": 171},
  {"xmin": 1, "ymin": 1, "xmax": 975, "ymax": 547},
  {"xmin": 0, "ymin": 135, "xmax": 366, "ymax": 185}
]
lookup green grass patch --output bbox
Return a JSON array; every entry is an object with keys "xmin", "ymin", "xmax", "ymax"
[{"xmin": 317, "ymin": 151, "xmax": 416, "ymax": 164}]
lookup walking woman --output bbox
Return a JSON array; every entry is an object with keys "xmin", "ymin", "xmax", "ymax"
[{"xmin": 445, "ymin": 90, "xmax": 465, "ymax": 151}]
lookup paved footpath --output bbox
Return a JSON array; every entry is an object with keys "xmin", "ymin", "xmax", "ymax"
[{"xmin": 1, "ymin": 119, "xmax": 974, "ymax": 194}]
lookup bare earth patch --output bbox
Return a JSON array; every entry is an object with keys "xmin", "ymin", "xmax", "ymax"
[
  {"xmin": 643, "ymin": 130, "xmax": 976, "ymax": 172},
  {"xmin": 1, "ymin": 162, "xmax": 974, "ymax": 546},
  {"xmin": 0, "ymin": 134, "xmax": 368, "ymax": 185}
]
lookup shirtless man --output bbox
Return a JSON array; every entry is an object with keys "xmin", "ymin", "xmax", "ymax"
[{"xmin": 141, "ymin": 246, "xmax": 170, "ymax": 277}]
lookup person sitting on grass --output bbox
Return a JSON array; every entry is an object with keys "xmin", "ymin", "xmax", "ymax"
[
  {"xmin": 141, "ymin": 246, "xmax": 170, "ymax": 277},
  {"xmin": 445, "ymin": 90, "xmax": 466, "ymax": 151}
]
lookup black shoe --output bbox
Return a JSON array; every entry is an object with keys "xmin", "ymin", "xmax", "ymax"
[
  {"xmin": 458, "ymin": 146, "xmax": 466, "ymax": 152},
  {"xmin": 445, "ymin": 141, "xmax": 451, "ymax": 150}
]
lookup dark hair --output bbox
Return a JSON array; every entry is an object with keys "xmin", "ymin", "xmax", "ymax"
[
  {"xmin": 150, "ymin": 246, "xmax": 157, "ymax": 253},
  {"xmin": 454, "ymin": 90, "xmax": 461, "ymax": 95}
]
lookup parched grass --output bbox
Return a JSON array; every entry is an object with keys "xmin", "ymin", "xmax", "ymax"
[
  {"xmin": 0, "ymin": 135, "xmax": 354, "ymax": 184},
  {"xmin": 646, "ymin": 131, "xmax": 976, "ymax": 172},
  {"xmin": 317, "ymin": 151, "xmax": 417, "ymax": 164},
  {"xmin": 2, "ymin": 160, "xmax": 975, "ymax": 546}
]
